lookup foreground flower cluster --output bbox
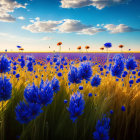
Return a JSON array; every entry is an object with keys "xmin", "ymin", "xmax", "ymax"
[{"xmin": 0, "ymin": 52, "xmax": 140, "ymax": 140}]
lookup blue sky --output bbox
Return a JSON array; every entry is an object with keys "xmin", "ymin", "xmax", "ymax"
[{"xmin": 0, "ymin": 0, "xmax": 140, "ymax": 52}]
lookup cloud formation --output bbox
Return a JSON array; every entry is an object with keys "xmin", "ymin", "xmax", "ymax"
[
  {"xmin": 22, "ymin": 19, "xmax": 104, "ymax": 35},
  {"xmin": 18, "ymin": 16, "xmax": 25, "ymax": 20},
  {"xmin": 0, "ymin": 0, "xmax": 26, "ymax": 22},
  {"xmin": 22, "ymin": 20, "xmax": 62, "ymax": 33},
  {"xmin": 22, "ymin": 19, "xmax": 140, "ymax": 35},
  {"xmin": 60, "ymin": 0, "xmax": 130, "ymax": 9},
  {"xmin": 104, "ymin": 24, "xmax": 140, "ymax": 33}
]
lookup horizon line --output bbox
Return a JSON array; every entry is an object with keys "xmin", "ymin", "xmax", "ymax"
[{"xmin": 0, "ymin": 51, "xmax": 140, "ymax": 53}]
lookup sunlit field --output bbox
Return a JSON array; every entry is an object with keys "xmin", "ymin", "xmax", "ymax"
[{"xmin": 0, "ymin": 51, "xmax": 140, "ymax": 140}]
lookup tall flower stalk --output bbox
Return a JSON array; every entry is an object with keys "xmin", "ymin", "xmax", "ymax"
[{"xmin": 104, "ymin": 42, "xmax": 112, "ymax": 65}]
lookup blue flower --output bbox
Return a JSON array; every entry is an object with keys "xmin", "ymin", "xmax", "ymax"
[
  {"xmin": 37, "ymin": 80, "xmax": 54, "ymax": 106},
  {"xmin": 13, "ymin": 66, "xmax": 17, "ymax": 70},
  {"xmin": 20, "ymin": 56, "xmax": 25, "ymax": 68},
  {"xmin": 51, "ymin": 77, "xmax": 60, "ymax": 93},
  {"xmin": 47, "ymin": 55, "xmax": 50, "ymax": 61},
  {"xmin": 79, "ymin": 86, "xmax": 83, "ymax": 90},
  {"xmin": 28, "ymin": 56, "xmax": 33, "ymax": 61},
  {"xmin": 104, "ymin": 42, "xmax": 112, "ymax": 48},
  {"xmin": 106, "ymin": 71, "xmax": 109, "ymax": 74},
  {"xmin": 116, "ymin": 79, "xmax": 119, "ymax": 81},
  {"xmin": 121, "ymin": 106, "xmax": 125, "ymax": 111},
  {"xmin": 109, "ymin": 59, "xmax": 112, "ymax": 62},
  {"xmin": 111, "ymin": 54, "xmax": 124, "ymax": 78},
  {"xmin": 68, "ymin": 91, "xmax": 85, "ymax": 122},
  {"xmin": 68, "ymin": 66, "xmax": 81, "ymax": 84},
  {"xmin": 79, "ymin": 62, "xmax": 93, "ymax": 81},
  {"xmin": 27, "ymin": 61, "xmax": 33, "ymax": 72},
  {"xmin": 100, "ymin": 67, "xmax": 103, "ymax": 71},
  {"xmin": 64, "ymin": 99, "xmax": 68, "ymax": 104},
  {"xmin": 132, "ymin": 71, "xmax": 136, "ymax": 75},
  {"xmin": 111, "ymin": 64, "xmax": 124, "ymax": 78},
  {"xmin": 91, "ymin": 75, "xmax": 101, "ymax": 87},
  {"xmin": 50, "ymin": 62, "xmax": 53, "ymax": 65},
  {"xmin": 60, "ymin": 65, "xmax": 63, "ymax": 69},
  {"xmin": 113, "ymin": 54, "xmax": 123, "ymax": 62},
  {"xmin": 88, "ymin": 93, "xmax": 92, "ymax": 97},
  {"xmin": 57, "ymin": 72, "xmax": 62, "ymax": 77},
  {"xmin": 136, "ymin": 78, "xmax": 140, "ymax": 83},
  {"xmin": 15, "ymin": 101, "xmax": 42, "ymax": 124},
  {"xmin": 13, "ymin": 71, "xmax": 16, "ymax": 75},
  {"xmin": 53, "ymin": 57, "xmax": 57, "ymax": 62},
  {"xmin": 79, "ymin": 57, "xmax": 83, "ymax": 62},
  {"xmin": 93, "ymin": 116, "xmax": 110, "ymax": 140},
  {"xmin": 104, "ymin": 65, "xmax": 107, "ymax": 69},
  {"xmin": 126, "ymin": 57, "xmax": 137, "ymax": 70},
  {"xmin": 138, "ymin": 71, "xmax": 140, "ymax": 76},
  {"xmin": 83, "ymin": 56, "xmax": 87, "ymax": 61},
  {"xmin": 123, "ymin": 71, "xmax": 128, "ymax": 76},
  {"xmin": 56, "ymin": 60, "xmax": 60, "ymax": 66},
  {"xmin": 24, "ymin": 83, "xmax": 39, "ymax": 104},
  {"xmin": 0, "ymin": 76, "xmax": 12, "ymax": 101},
  {"xmin": 61, "ymin": 57, "xmax": 65, "ymax": 62},
  {"xmin": 64, "ymin": 62, "xmax": 67, "ymax": 65},
  {"xmin": 110, "ymin": 110, "xmax": 113, "ymax": 114},
  {"xmin": 17, "ymin": 46, "xmax": 21, "ymax": 48},
  {"xmin": 13, "ymin": 62, "xmax": 17, "ymax": 65},
  {"xmin": 16, "ymin": 74, "xmax": 20, "ymax": 79},
  {"xmin": 129, "ymin": 80, "xmax": 134, "ymax": 84},
  {"xmin": 0, "ymin": 55, "xmax": 11, "ymax": 73}
]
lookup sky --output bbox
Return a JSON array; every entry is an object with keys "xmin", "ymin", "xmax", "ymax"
[{"xmin": 0, "ymin": 0, "xmax": 140, "ymax": 52}]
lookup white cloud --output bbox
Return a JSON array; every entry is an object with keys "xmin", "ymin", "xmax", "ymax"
[
  {"xmin": 22, "ymin": 20, "xmax": 62, "ymax": 33},
  {"xmin": 35, "ymin": 17, "xmax": 40, "ymax": 21},
  {"xmin": 22, "ymin": 19, "xmax": 104, "ymax": 35},
  {"xmin": 22, "ymin": 19, "xmax": 140, "ymax": 35},
  {"xmin": 29, "ymin": 20, "xmax": 34, "ymax": 23},
  {"xmin": 60, "ymin": 0, "xmax": 130, "ymax": 9},
  {"xmin": 79, "ymin": 27, "xmax": 105, "ymax": 35},
  {"xmin": 58, "ymin": 19, "xmax": 90, "ymax": 33},
  {"xmin": 104, "ymin": 24, "xmax": 140, "ymax": 33},
  {"xmin": 0, "ymin": 15, "xmax": 15, "ymax": 22},
  {"xmin": 0, "ymin": 0, "xmax": 26, "ymax": 22},
  {"xmin": 18, "ymin": 16, "xmax": 25, "ymax": 20}
]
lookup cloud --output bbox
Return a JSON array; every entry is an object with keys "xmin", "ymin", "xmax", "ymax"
[
  {"xmin": 22, "ymin": 19, "xmax": 140, "ymax": 35},
  {"xmin": 22, "ymin": 20, "xmax": 62, "ymax": 33},
  {"xmin": 18, "ymin": 16, "xmax": 25, "ymax": 20},
  {"xmin": 0, "ymin": 14, "xmax": 15, "ymax": 22},
  {"xmin": 79, "ymin": 27, "xmax": 105, "ymax": 35},
  {"xmin": 58, "ymin": 19, "xmax": 105, "ymax": 35},
  {"xmin": 0, "ymin": 0, "xmax": 26, "ymax": 22},
  {"xmin": 22, "ymin": 19, "xmax": 104, "ymax": 35},
  {"xmin": 35, "ymin": 17, "xmax": 40, "ymax": 21},
  {"xmin": 60, "ymin": 0, "xmax": 130, "ymax": 9},
  {"xmin": 29, "ymin": 19, "xmax": 34, "ymax": 23},
  {"xmin": 58, "ymin": 19, "xmax": 91, "ymax": 33},
  {"xmin": 104, "ymin": 24, "xmax": 140, "ymax": 33}
]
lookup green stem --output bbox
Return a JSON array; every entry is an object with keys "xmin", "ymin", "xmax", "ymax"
[
  {"xmin": 1, "ymin": 101, "xmax": 4, "ymax": 140},
  {"xmin": 73, "ymin": 122, "xmax": 77, "ymax": 140}
]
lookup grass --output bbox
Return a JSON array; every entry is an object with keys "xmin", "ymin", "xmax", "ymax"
[{"xmin": 0, "ymin": 54, "xmax": 140, "ymax": 140}]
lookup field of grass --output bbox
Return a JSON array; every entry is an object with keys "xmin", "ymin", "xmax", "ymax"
[{"xmin": 0, "ymin": 53, "xmax": 140, "ymax": 140}]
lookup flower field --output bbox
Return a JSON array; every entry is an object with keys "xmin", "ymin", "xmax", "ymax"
[{"xmin": 0, "ymin": 52, "xmax": 140, "ymax": 140}]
